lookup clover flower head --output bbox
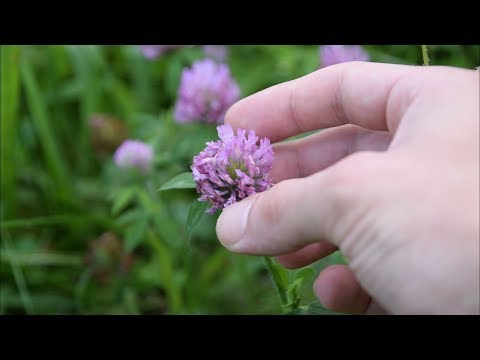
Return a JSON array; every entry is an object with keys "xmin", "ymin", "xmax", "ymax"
[{"xmin": 191, "ymin": 124, "xmax": 274, "ymax": 214}]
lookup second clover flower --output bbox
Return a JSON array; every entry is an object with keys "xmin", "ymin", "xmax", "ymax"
[
  {"xmin": 113, "ymin": 140, "xmax": 153, "ymax": 174},
  {"xmin": 319, "ymin": 45, "xmax": 370, "ymax": 67},
  {"xmin": 138, "ymin": 45, "xmax": 185, "ymax": 59},
  {"xmin": 174, "ymin": 59, "xmax": 240, "ymax": 125}
]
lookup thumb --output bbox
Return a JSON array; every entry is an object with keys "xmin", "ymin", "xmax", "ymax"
[{"xmin": 216, "ymin": 151, "xmax": 385, "ymax": 256}]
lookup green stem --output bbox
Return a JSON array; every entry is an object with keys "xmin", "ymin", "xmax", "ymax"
[
  {"xmin": 421, "ymin": 45, "xmax": 430, "ymax": 66},
  {"xmin": 263, "ymin": 256, "xmax": 288, "ymax": 310}
]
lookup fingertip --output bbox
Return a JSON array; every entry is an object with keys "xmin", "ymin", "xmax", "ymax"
[
  {"xmin": 215, "ymin": 195, "xmax": 258, "ymax": 253},
  {"xmin": 313, "ymin": 264, "xmax": 371, "ymax": 314},
  {"xmin": 224, "ymin": 98, "xmax": 247, "ymax": 130}
]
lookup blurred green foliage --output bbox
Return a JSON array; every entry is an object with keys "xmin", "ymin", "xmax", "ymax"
[{"xmin": 0, "ymin": 45, "xmax": 478, "ymax": 314}]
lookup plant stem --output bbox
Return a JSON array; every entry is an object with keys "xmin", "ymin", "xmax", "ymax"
[
  {"xmin": 263, "ymin": 256, "xmax": 288, "ymax": 310},
  {"xmin": 421, "ymin": 45, "xmax": 430, "ymax": 66}
]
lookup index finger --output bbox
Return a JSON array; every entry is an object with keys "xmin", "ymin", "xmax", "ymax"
[{"xmin": 225, "ymin": 61, "xmax": 415, "ymax": 142}]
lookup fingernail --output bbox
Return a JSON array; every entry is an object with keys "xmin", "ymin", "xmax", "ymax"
[{"xmin": 216, "ymin": 197, "xmax": 255, "ymax": 250}]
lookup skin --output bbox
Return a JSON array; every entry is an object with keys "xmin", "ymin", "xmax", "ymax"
[{"xmin": 215, "ymin": 62, "xmax": 480, "ymax": 315}]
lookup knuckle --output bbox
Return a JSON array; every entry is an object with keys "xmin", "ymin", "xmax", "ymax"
[
  {"xmin": 327, "ymin": 151, "xmax": 385, "ymax": 185},
  {"xmin": 322, "ymin": 151, "xmax": 386, "ymax": 211}
]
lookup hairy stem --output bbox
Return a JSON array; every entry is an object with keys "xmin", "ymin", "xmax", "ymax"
[
  {"xmin": 421, "ymin": 45, "xmax": 430, "ymax": 66},
  {"xmin": 263, "ymin": 256, "xmax": 289, "ymax": 311}
]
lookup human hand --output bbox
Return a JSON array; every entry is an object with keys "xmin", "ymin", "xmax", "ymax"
[{"xmin": 215, "ymin": 62, "xmax": 479, "ymax": 315}]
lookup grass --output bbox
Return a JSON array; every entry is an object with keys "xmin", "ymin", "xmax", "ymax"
[{"xmin": 1, "ymin": 46, "xmax": 21, "ymax": 219}]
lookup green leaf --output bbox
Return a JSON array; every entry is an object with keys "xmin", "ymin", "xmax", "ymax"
[
  {"xmin": 111, "ymin": 187, "xmax": 137, "ymax": 215},
  {"xmin": 137, "ymin": 188, "xmax": 156, "ymax": 213},
  {"xmin": 186, "ymin": 200, "xmax": 209, "ymax": 239},
  {"xmin": 286, "ymin": 301, "xmax": 345, "ymax": 315},
  {"xmin": 158, "ymin": 172, "xmax": 196, "ymax": 191},
  {"xmin": 124, "ymin": 218, "xmax": 148, "ymax": 253},
  {"xmin": 305, "ymin": 301, "xmax": 344, "ymax": 315},
  {"xmin": 287, "ymin": 278, "xmax": 304, "ymax": 295},
  {"xmin": 328, "ymin": 250, "xmax": 349, "ymax": 265},
  {"xmin": 286, "ymin": 278, "xmax": 304, "ymax": 309},
  {"xmin": 293, "ymin": 267, "xmax": 315, "ymax": 283},
  {"xmin": 285, "ymin": 307, "xmax": 307, "ymax": 315},
  {"xmin": 116, "ymin": 209, "xmax": 145, "ymax": 225}
]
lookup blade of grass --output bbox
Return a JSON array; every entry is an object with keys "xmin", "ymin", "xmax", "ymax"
[
  {"xmin": 66, "ymin": 45, "xmax": 102, "ymax": 173},
  {"xmin": 147, "ymin": 230, "xmax": 183, "ymax": 314},
  {"xmin": 1, "ymin": 231, "xmax": 34, "ymax": 314},
  {"xmin": 74, "ymin": 268, "xmax": 94, "ymax": 313},
  {"xmin": 104, "ymin": 75, "xmax": 138, "ymax": 118},
  {"xmin": 0, "ymin": 213, "xmax": 121, "ymax": 231},
  {"xmin": 20, "ymin": 54, "xmax": 72, "ymax": 200},
  {"xmin": 125, "ymin": 46, "xmax": 154, "ymax": 112},
  {"xmin": 0, "ymin": 45, "xmax": 21, "ymax": 219},
  {"xmin": 0, "ymin": 252, "xmax": 82, "ymax": 266},
  {"xmin": 45, "ymin": 46, "xmax": 74, "ymax": 159}
]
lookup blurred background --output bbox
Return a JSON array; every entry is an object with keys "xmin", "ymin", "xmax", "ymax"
[{"xmin": 1, "ymin": 45, "xmax": 478, "ymax": 315}]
